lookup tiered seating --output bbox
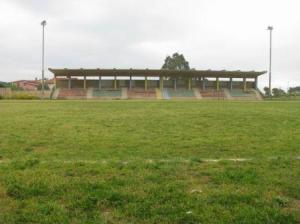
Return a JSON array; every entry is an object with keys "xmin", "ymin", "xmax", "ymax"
[
  {"xmin": 57, "ymin": 89, "xmax": 87, "ymax": 99},
  {"xmin": 166, "ymin": 88, "xmax": 195, "ymax": 99},
  {"xmin": 229, "ymin": 89, "xmax": 259, "ymax": 100},
  {"xmin": 230, "ymin": 89, "xmax": 251, "ymax": 97},
  {"xmin": 93, "ymin": 89, "xmax": 122, "ymax": 99},
  {"xmin": 199, "ymin": 89, "xmax": 225, "ymax": 99},
  {"xmin": 127, "ymin": 88, "xmax": 156, "ymax": 99}
]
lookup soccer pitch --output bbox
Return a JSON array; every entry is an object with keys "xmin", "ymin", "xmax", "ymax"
[{"xmin": 0, "ymin": 100, "xmax": 299, "ymax": 223}]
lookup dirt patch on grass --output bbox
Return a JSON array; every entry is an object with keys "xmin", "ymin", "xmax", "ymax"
[{"xmin": 283, "ymin": 199, "xmax": 300, "ymax": 222}]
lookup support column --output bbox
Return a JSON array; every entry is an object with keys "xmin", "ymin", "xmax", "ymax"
[
  {"xmin": 254, "ymin": 77, "xmax": 258, "ymax": 89},
  {"xmin": 216, "ymin": 77, "xmax": 220, "ymax": 91},
  {"xmin": 230, "ymin": 78, "xmax": 233, "ymax": 91},
  {"xmin": 98, "ymin": 76, "xmax": 101, "ymax": 90},
  {"xmin": 114, "ymin": 76, "xmax": 117, "ymax": 90},
  {"xmin": 68, "ymin": 76, "xmax": 71, "ymax": 89},
  {"xmin": 160, "ymin": 76, "xmax": 164, "ymax": 90},
  {"xmin": 174, "ymin": 77, "xmax": 177, "ymax": 90},
  {"xmin": 202, "ymin": 77, "xmax": 206, "ymax": 90},
  {"xmin": 145, "ymin": 76, "xmax": 148, "ymax": 91},
  {"xmin": 243, "ymin": 78, "xmax": 247, "ymax": 91},
  {"xmin": 54, "ymin": 75, "xmax": 57, "ymax": 88},
  {"xmin": 188, "ymin": 77, "xmax": 191, "ymax": 90},
  {"xmin": 83, "ymin": 76, "xmax": 86, "ymax": 89},
  {"xmin": 129, "ymin": 76, "xmax": 132, "ymax": 89}
]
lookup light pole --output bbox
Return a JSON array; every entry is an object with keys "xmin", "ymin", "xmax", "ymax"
[
  {"xmin": 267, "ymin": 26, "xmax": 273, "ymax": 97},
  {"xmin": 41, "ymin": 20, "xmax": 47, "ymax": 99}
]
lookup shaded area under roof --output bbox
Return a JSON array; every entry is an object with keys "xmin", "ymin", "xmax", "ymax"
[{"xmin": 49, "ymin": 68, "xmax": 266, "ymax": 78}]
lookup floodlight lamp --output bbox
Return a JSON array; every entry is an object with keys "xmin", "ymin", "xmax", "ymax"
[{"xmin": 41, "ymin": 20, "xmax": 47, "ymax": 26}]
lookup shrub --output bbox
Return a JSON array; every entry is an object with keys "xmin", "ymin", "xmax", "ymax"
[{"xmin": 10, "ymin": 93, "xmax": 39, "ymax": 100}]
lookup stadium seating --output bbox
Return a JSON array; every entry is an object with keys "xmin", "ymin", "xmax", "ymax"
[
  {"xmin": 92, "ymin": 89, "xmax": 122, "ymax": 99},
  {"xmin": 127, "ymin": 88, "xmax": 156, "ymax": 99},
  {"xmin": 57, "ymin": 89, "xmax": 87, "ymax": 99},
  {"xmin": 230, "ymin": 89, "xmax": 251, "ymax": 97},
  {"xmin": 55, "ymin": 87, "xmax": 262, "ymax": 101},
  {"xmin": 229, "ymin": 89, "xmax": 257, "ymax": 100},
  {"xmin": 199, "ymin": 89, "xmax": 225, "ymax": 99},
  {"xmin": 166, "ymin": 88, "xmax": 196, "ymax": 99},
  {"xmin": 229, "ymin": 89, "xmax": 261, "ymax": 100}
]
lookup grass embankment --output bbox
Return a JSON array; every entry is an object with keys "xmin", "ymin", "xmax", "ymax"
[{"xmin": 0, "ymin": 100, "xmax": 299, "ymax": 223}]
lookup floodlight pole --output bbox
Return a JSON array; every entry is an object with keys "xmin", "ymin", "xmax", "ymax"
[
  {"xmin": 267, "ymin": 26, "xmax": 273, "ymax": 97},
  {"xmin": 41, "ymin": 20, "xmax": 47, "ymax": 99}
]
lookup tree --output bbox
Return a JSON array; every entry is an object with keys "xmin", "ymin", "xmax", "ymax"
[
  {"xmin": 288, "ymin": 86, "xmax": 300, "ymax": 95},
  {"xmin": 272, "ymin": 88, "xmax": 286, "ymax": 97},
  {"xmin": 37, "ymin": 83, "xmax": 50, "ymax": 90},
  {"xmin": 162, "ymin": 53, "xmax": 190, "ymax": 70},
  {"xmin": 263, "ymin": 87, "xmax": 270, "ymax": 96},
  {"xmin": 0, "ymin": 82, "xmax": 8, "ymax": 88}
]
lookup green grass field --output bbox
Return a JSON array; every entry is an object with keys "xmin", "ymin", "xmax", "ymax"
[{"xmin": 0, "ymin": 100, "xmax": 299, "ymax": 223}]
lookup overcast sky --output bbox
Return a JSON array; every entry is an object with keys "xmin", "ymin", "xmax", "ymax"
[{"xmin": 0, "ymin": 0, "xmax": 299, "ymax": 89}]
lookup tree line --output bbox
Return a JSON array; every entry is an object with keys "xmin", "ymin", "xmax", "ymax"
[{"xmin": 263, "ymin": 86, "xmax": 300, "ymax": 97}]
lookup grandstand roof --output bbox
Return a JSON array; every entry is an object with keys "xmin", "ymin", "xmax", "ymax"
[{"xmin": 49, "ymin": 68, "xmax": 266, "ymax": 78}]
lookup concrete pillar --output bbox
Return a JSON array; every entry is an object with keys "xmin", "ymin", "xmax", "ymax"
[
  {"xmin": 230, "ymin": 78, "xmax": 233, "ymax": 91},
  {"xmin": 174, "ymin": 77, "xmax": 177, "ymax": 90},
  {"xmin": 188, "ymin": 77, "xmax": 191, "ymax": 90},
  {"xmin": 54, "ymin": 76, "xmax": 57, "ymax": 88},
  {"xmin": 254, "ymin": 77, "xmax": 258, "ymax": 89},
  {"xmin": 129, "ymin": 76, "xmax": 132, "ymax": 89},
  {"xmin": 202, "ymin": 77, "xmax": 206, "ymax": 90},
  {"xmin": 216, "ymin": 77, "xmax": 220, "ymax": 91},
  {"xmin": 160, "ymin": 76, "xmax": 164, "ymax": 90},
  {"xmin": 144, "ymin": 76, "xmax": 148, "ymax": 91},
  {"xmin": 68, "ymin": 76, "xmax": 71, "ymax": 89},
  {"xmin": 83, "ymin": 76, "xmax": 86, "ymax": 89},
  {"xmin": 243, "ymin": 78, "xmax": 247, "ymax": 91},
  {"xmin": 98, "ymin": 76, "xmax": 101, "ymax": 90},
  {"xmin": 114, "ymin": 76, "xmax": 117, "ymax": 90}
]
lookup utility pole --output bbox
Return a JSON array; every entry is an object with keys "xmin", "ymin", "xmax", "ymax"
[
  {"xmin": 267, "ymin": 26, "xmax": 273, "ymax": 97},
  {"xmin": 41, "ymin": 20, "xmax": 47, "ymax": 99}
]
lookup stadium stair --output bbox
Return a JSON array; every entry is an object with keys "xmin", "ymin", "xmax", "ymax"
[
  {"xmin": 223, "ymin": 89, "xmax": 233, "ymax": 100},
  {"xmin": 156, "ymin": 88, "xmax": 163, "ymax": 99},
  {"xmin": 253, "ymin": 89, "xmax": 263, "ymax": 100},
  {"xmin": 121, "ymin": 88, "xmax": 128, "ymax": 99},
  {"xmin": 193, "ymin": 88, "xmax": 202, "ymax": 99},
  {"xmin": 87, "ymin": 88, "xmax": 94, "ymax": 99},
  {"xmin": 51, "ymin": 88, "xmax": 60, "ymax": 99}
]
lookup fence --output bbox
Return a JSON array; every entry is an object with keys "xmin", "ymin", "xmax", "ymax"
[
  {"xmin": 0, "ymin": 88, "xmax": 51, "ymax": 99},
  {"xmin": 0, "ymin": 88, "xmax": 12, "ymax": 97}
]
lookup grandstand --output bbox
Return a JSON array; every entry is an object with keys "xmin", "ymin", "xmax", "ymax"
[{"xmin": 49, "ymin": 68, "xmax": 266, "ymax": 100}]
